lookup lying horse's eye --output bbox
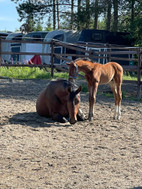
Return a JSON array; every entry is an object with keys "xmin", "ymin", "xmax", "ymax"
[{"xmin": 75, "ymin": 97, "xmax": 80, "ymax": 104}]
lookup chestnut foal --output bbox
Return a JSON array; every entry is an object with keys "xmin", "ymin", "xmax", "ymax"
[{"xmin": 67, "ymin": 58, "xmax": 123, "ymax": 121}]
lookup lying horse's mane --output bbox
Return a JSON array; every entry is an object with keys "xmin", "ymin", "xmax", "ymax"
[
  {"xmin": 51, "ymin": 79, "xmax": 78, "ymax": 91},
  {"xmin": 74, "ymin": 58, "xmax": 94, "ymax": 63},
  {"xmin": 65, "ymin": 81, "xmax": 77, "ymax": 91}
]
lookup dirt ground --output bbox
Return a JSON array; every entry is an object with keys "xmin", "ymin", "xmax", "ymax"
[{"xmin": 0, "ymin": 78, "xmax": 142, "ymax": 189}]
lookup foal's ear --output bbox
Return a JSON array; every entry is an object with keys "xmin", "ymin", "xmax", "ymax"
[
  {"xmin": 76, "ymin": 86, "xmax": 82, "ymax": 94},
  {"xmin": 66, "ymin": 62, "xmax": 70, "ymax": 66},
  {"xmin": 66, "ymin": 61, "xmax": 74, "ymax": 66}
]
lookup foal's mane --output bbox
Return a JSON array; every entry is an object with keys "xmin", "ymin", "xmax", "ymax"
[{"xmin": 74, "ymin": 58, "xmax": 94, "ymax": 63}]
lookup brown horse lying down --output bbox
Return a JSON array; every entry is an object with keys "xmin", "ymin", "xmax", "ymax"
[{"xmin": 36, "ymin": 79, "xmax": 84, "ymax": 124}]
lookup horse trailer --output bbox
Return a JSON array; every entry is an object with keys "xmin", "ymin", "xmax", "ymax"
[
  {"xmin": 42, "ymin": 29, "xmax": 81, "ymax": 64},
  {"xmin": 20, "ymin": 31, "xmax": 49, "ymax": 63},
  {"xmin": 76, "ymin": 29, "xmax": 134, "ymax": 65},
  {"xmin": 2, "ymin": 32, "xmax": 24, "ymax": 63}
]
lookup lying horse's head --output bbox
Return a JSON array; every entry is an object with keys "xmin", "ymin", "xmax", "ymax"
[{"xmin": 67, "ymin": 84, "xmax": 82, "ymax": 124}]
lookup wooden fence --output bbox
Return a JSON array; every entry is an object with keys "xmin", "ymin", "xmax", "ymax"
[{"xmin": 0, "ymin": 38, "xmax": 142, "ymax": 98}]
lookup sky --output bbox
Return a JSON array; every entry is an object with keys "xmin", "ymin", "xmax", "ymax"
[{"xmin": 0, "ymin": 0, "xmax": 22, "ymax": 32}]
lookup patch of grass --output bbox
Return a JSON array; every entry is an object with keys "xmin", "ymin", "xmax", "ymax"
[
  {"xmin": 122, "ymin": 91, "xmax": 126, "ymax": 99},
  {"xmin": 99, "ymin": 90, "xmax": 142, "ymax": 101},
  {"xmin": 1, "ymin": 66, "xmax": 141, "ymax": 101},
  {"xmin": 81, "ymin": 84, "xmax": 88, "ymax": 93},
  {"xmin": 123, "ymin": 72, "xmax": 142, "ymax": 81},
  {"xmin": 0, "ymin": 66, "xmax": 141, "ymax": 81},
  {"xmin": 0, "ymin": 67, "xmax": 68, "ymax": 80}
]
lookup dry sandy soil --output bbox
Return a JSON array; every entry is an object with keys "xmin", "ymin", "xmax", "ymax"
[{"xmin": 0, "ymin": 78, "xmax": 142, "ymax": 189}]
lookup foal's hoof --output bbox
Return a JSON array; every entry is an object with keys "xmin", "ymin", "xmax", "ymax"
[
  {"xmin": 113, "ymin": 115, "xmax": 121, "ymax": 120},
  {"xmin": 88, "ymin": 117, "xmax": 93, "ymax": 121}
]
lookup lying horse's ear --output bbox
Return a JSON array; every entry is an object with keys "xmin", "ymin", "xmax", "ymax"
[
  {"xmin": 67, "ymin": 86, "xmax": 72, "ymax": 93},
  {"xmin": 75, "ymin": 86, "xmax": 82, "ymax": 94}
]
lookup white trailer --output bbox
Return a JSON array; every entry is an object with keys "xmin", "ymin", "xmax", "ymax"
[
  {"xmin": 2, "ymin": 32, "xmax": 24, "ymax": 63},
  {"xmin": 20, "ymin": 31, "xmax": 48, "ymax": 63},
  {"xmin": 42, "ymin": 29, "xmax": 81, "ymax": 64}
]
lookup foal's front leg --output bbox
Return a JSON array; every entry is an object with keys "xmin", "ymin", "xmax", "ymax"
[{"xmin": 88, "ymin": 83, "xmax": 98, "ymax": 121}]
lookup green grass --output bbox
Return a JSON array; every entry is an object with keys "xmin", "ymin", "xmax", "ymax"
[
  {"xmin": 81, "ymin": 84, "xmax": 89, "ymax": 93},
  {"xmin": 0, "ymin": 66, "xmax": 141, "ymax": 81},
  {"xmin": 0, "ymin": 67, "xmax": 68, "ymax": 80},
  {"xmin": 123, "ymin": 74, "xmax": 137, "ymax": 81},
  {"xmin": 0, "ymin": 66, "xmax": 141, "ymax": 100}
]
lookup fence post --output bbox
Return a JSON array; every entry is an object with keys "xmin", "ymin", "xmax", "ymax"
[
  {"xmin": 0, "ymin": 39, "xmax": 2, "ymax": 67},
  {"xmin": 137, "ymin": 47, "xmax": 142, "ymax": 99},
  {"xmin": 108, "ymin": 44, "xmax": 111, "ymax": 62},
  {"xmin": 50, "ymin": 39, "xmax": 55, "ymax": 77}
]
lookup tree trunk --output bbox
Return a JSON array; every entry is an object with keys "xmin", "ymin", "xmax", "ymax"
[
  {"xmin": 71, "ymin": 0, "xmax": 74, "ymax": 29},
  {"xmin": 106, "ymin": 0, "xmax": 112, "ymax": 31},
  {"xmin": 86, "ymin": 0, "xmax": 90, "ymax": 29},
  {"xmin": 131, "ymin": 0, "xmax": 135, "ymax": 28},
  {"xmin": 77, "ymin": 0, "xmax": 81, "ymax": 30},
  {"xmin": 53, "ymin": 0, "xmax": 56, "ymax": 30},
  {"xmin": 57, "ymin": 0, "xmax": 60, "ymax": 29},
  {"xmin": 94, "ymin": 0, "xmax": 98, "ymax": 29},
  {"xmin": 112, "ymin": 0, "xmax": 118, "ymax": 32}
]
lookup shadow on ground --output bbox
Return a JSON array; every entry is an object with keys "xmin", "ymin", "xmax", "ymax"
[{"xmin": 9, "ymin": 112, "xmax": 71, "ymax": 128}]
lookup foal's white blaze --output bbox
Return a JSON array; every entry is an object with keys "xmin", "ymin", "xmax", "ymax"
[{"xmin": 114, "ymin": 105, "xmax": 121, "ymax": 119}]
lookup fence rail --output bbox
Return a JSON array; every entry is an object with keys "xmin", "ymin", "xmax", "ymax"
[{"xmin": 0, "ymin": 38, "xmax": 141, "ymax": 98}]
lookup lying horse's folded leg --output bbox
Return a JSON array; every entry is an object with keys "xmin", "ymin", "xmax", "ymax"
[
  {"xmin": 77, "ymin": 114, "xmax": 84, "ymax": 121},
  {"xmin": 52, "ymin": 114, "xmax": 68, "ymax": 123}
]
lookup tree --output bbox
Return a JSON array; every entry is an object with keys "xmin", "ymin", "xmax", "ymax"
[
  {"xmin": 112, "ymin": 0, "xmax": 118, "ymax": 32},
  {"xmin": 11, "ymin": 0, "xmax": 142, "ymax": 45},
  {"xmin": 94, "ymin": 0, "xmax": 99, "ymax": 29},
  {"xmin": 35, "ymin": 20, "xmax": 43, "ymax": 31},
  {"xmin": 85, "ymin": 0, "xmax": 90, "ymax": 28},
  {"xmin": 11, "ymin": 0, "xmax": 46, "ymax": 32},
  {"xmin": 77, "ymin": 0, "xmax": 82, "ymax": 30},
  {"xmin": 106, "ymin": 0, "xmax": 112, "ymax": 31},
  {"xmin": 122, "ymin": 0, "xmax": 142, "ymax": 45},
  {"xmin": 70, "ymin": 0, "xmax": 74, "ymax": 29}
]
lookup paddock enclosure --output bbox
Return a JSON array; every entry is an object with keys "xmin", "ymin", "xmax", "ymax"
[{"xmin": 0, "ymin": 78, "xmax": 142, "ymax": 189}]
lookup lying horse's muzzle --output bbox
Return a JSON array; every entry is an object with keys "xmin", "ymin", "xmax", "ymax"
[{"xmin": 69, "ymin": 118, "xmax": 77, "ymax": 124}]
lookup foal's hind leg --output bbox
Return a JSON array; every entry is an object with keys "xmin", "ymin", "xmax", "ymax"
[
  {"xmin": 109, "ymin": 80, "xmax": 120, "ymax": 119},
  {"xmin": 116, "ymin": 82, "xmax": 122, "ymax": 119},
  {"xmin": 109, "ymin": 80, "xmax": 122, "ymax": 120}
]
